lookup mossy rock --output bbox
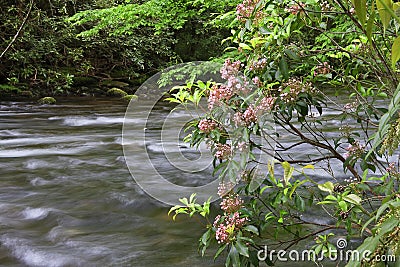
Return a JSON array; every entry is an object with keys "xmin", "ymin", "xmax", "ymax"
[
  {"xmin": 121, "ymin": 95, "xmax": 138, "ymax": 102},
  {"xmin": 101, "ymin": 80, "xmax": 129, "ymax": 88},
  {"xmin": 107, "ymin": 88, "xmax": 127, "ymax": 97},
  {"xmin": 38, "ymin": 97, "xmax": 56, "ymax": 105}
]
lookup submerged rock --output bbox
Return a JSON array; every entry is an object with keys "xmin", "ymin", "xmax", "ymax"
[{"xmin": 38, "ymin": 97, "xmax": 56, "ymax": 105}]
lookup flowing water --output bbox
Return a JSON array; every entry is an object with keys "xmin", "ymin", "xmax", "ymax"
[
  {"xmin": 0, "ymin": 97, "xmax": 222, "ymax": 267},
  {"xmin": 0, "ymin": 94, "xmax": 376, "ymax": 267}
]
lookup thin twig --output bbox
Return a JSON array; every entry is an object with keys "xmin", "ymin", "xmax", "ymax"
[{"xmin": 0, "ymin": 0, "xmax": 33, "ymax": 59}]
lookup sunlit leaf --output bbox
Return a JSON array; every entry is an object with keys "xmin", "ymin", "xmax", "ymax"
[
  {"xmin": 391, "ymin": 36, "xmax": 400, "ymax": 69},
  {"xmin": 376, "ymin": 0, "xmax": 393, "ymax": 30}
]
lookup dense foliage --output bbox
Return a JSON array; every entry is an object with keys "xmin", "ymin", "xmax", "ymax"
[
  {"xmin": 168, "ymin": 0, "xmax": 400, "ymax": 266},
  {"xmin": 0, "ymin": 0, "xmax": 235, "ymax": 98}
]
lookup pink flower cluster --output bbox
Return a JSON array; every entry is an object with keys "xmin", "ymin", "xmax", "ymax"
[
  {"xmin": 222, "ymin": 59, "xmax": 251, "ymax": 95},
  {"xmin": 220, "ymin": 194, "xmax": 244, "ymax": 213},
  {"xmin": 249, "ymin": 58, "xmax": 268, "ymax": 71},
  {"xmin": 243, "ymin": 105, "xmax": 257, "ymax": 123},
  {"xmin": 233, "ymin": 105, "xmax": 258, "ymax": 126},
  {"xmin": 343, "ymin": 102, "xmax": 357, "ymax": 112},
  {"xmin": 236, "ymin": 0, "xmax": 264, "ymax": 23},
  {"xmin": 215, "ymin": 144, "xmax": 232, "ymax": 160},
  {"xmin": 208, "ymin": 84, "xmax": 233, "ymax": 110},
  {"xmin": 198, "ymin": 118, "xmax": 218, "ymax": 134},
  {"xmin": 344, "ymin": 141, "xmax": 365, "ymax": 159},
  {"xmin": 255, "ymin": 96, "xmax": 275, "ymax": 113},
  {"xmin": 252, "ymin": 76, "xmax": 263, "ymax": 87},
  {"xmin": 221, "ymin": 59, "xmax": 242, "ymax": 80},
  {"xmin": 235, "ymin": 141, "xmax": 248, "ymax": 152},
  {"xmin": 278, "ymin": 77, "xmax": 314, "ymax": 103},
  {"xmin": 285, "ymin": 2, "xmax": 306, "ymax": 15},
  {"xmin": 213, "ymin": 212, "xmax": 248, "ymax": 244},
  {"xmin": 212, "ymin": 59, "xmax": 252, "ymax": 105},
  {"xmin": 218, "ymin": 182, "xmax": 235, "ymax": 197},
  {"xmin": 387, "ymin": 162, "xmax": 399, "ymax": 176},
  {"xmin": 314, "ymin": 62, "xmax": 331, "ymax": 76},
  {"xmin": 320, "ymin": 1, "xmax": 333, "ymax": 11}
]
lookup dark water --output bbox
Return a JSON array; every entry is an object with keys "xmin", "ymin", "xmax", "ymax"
[{"xmin": 0, "ymin": 97, "xmax": 222, "ymax": 267}]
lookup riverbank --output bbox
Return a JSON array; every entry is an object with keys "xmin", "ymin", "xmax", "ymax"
[{"xmin": 0, "ymin": 73, "xmax": 152, "ymax": 101}]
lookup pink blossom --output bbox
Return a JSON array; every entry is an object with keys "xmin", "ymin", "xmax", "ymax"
[
  {"xmin": 198, "ymin": 119, "xmax": 218, "ymax": 134},
  {"xmin": 344, "ymin": 141, "xmax": 365, "ymax": 159},
  {"xmin": 233, "ymin": 106, "xmax": 257, "ymax": 126},
  {"xmin": 218, "ymin": 182, "xmax": 235, "ymax": 198},
  {"xmin": 213, "ymin": 212, "xmax": 248, "ymax": 244},
  {"xmin": 255, "ymin": 96, "xmax": 275, "ymax": 113},
  {"xmin": 221, "ymin": 59, "xmax": 242, "ymax": 80},
  {"xmin": 249, "ymin": 58, "xmax": 268, "ymax": 71},
  {"xmin": 285, "ymin": 2, "xmax": 306, "ymax": 15},
  {"xmin": 215, "ymin": 223, "xmax": 232, "ymax": 244},
  {"xmin": 208, "ymin": 84, "xmax": 233, "ymax": 109},
  {"xmin": 252, "ymin": 76, "xmax": 263, "ymax": 87},
  {"xmin": 215, "ymin": 144, "xmax": 231, "ymax": 160},
  {"xmin": 314, "ymin": 61, "xmax": 331, "ymax": 76},
  {"xmin": 243, "ymin": 105, "xmax": 257, "ymax": 124},
  {"xmin": 228, "ymin": 211, "xmax": 248, "ymax": 228},
  {"xmin": 387, "ymin": 162, "xmax": 399, "ymax": 176},
  {"xmin": 236, "ymin": 0, "xmax": 264, "ymax": 23},
  {"xmin": 278, "ymin": 77, "xmax": 314, "ymax": 103},
  {"xmin": 233, "ymin": 112, "xmax": 245, "ymax": 127},
  {"xmin": 220, "ymin": 194, "xmax": 244, "ymax": 213}
]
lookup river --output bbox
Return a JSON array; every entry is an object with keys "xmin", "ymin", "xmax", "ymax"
[
  {"xmin": 0, "ymin": 93, "xmax": 375, "ymax": 267},
  {"xmin": 0, "ymin": 97, "xmax": 222, "ymax": 267}
]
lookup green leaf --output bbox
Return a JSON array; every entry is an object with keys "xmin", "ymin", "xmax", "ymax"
[
  {"xmin": 379, "ymin": 216, "xmax": 399, "ymax": 236},
  {"xmin": 294, "ymin": 195, "xmax": 306, "ymax": 211},
  {"xmin": 361, "ymin": 216, "xmax": 376, "ymax": 234},
  {"xmin": 289, "ymin": 179, "xmax": 308, "ymax": 199},
  {"xmin": 244, "ymin": 225, "xmax": 259, "ymax": 235},
  {"xmin": 347, "ymin": 236, "xmax": 380, "ymax": 267},
  {"xmin": 279, "ymin": 57, "xmax": 289, "ymax": 80},
  {"xmin": 354, "ymin": 0, "xmax": 367, "ymax": 26},
  {"xmin": 338, "ymin": 200, "xmax": 348, "ymax": 211},
  {"xmin": 367, "ymin": 82, "xmax": 400, "ymax": 158},
  {"xmin": 267, "ymin": 161, "xmax": 276, "ymax": 184},
  {"xmin": 303, "ymin": 164, "xmax": 314, "ymax": 169},
  {"xmin": 367, "ymin": 2, "xmax": 376, "ymax": 44},
  {"xmin": 200, "ymin": 228, "xmax": 211, "ymax": 246},
  {"xmin": 235, "ymin": 240, "xmax": 249, "ymax": 257},
  {"xmin": 214, "ymin": 244, "xmax": 227, "ymax": 260},
  {"xmin": 284, "ymin": 49, "xmax": 300, "ymax": 61},
  {"xmin": 343, "ymin": 194, "xmax": 362, "ymax": 205},
  {"xmin": 318, "ymin": 181, "xmax": 334, "ymax": 193},
  {"xmin": 228, "ymin": 245, "xmax": 240, "ymax": 267},
  {"xmin": 281, "ymin": 161, "xmax": 294, "ymax": 184},
  {"xmin": 391, "ymin": 36, "xmax": 400, "ymax": 69},
  {"xmin": 239, "ymin": 42, "xmax": 252, "ymax": 50},
  {"xmin": 377, "ymin": 0, "xmax": 393, "ymax": 30}
]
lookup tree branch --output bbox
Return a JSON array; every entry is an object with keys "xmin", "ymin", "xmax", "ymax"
[{"xmin": 0, "ymin": 0, "xmax": 33, "ymax": 59}]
